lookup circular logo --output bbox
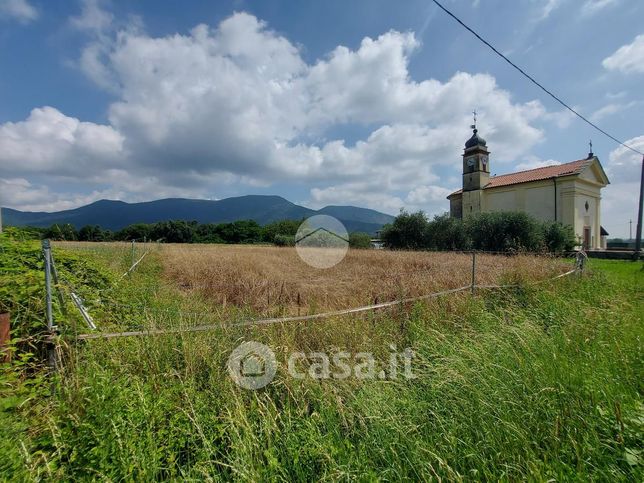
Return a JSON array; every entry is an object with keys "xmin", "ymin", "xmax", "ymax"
[
  {"xmin": 295, "ymin": 215, "xmax": 349, "ymax": 269},
  {"xmin": 227, "ymin": 341, "xmax": 277, "ymax": 390}
]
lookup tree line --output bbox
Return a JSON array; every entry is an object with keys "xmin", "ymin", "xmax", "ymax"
[
  {"xmin": 19, "ymin": 219, "xmax": 373, "ymax": 248},
  {"xmin": 380, "ymin": 211, "xmax": 577, "ymax": 253}
]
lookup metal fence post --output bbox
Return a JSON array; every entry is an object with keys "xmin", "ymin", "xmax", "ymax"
[
  {"xmin": 42, "ymin": 239, "xmax": 57, "ymax": 371},
  {"xmin": 131, "ymin": 239, "xmax": 136, "ymax": 267},
  {"xmin": 49, "ymin": 251, "xmax": 67, "ymax": 316},
  {"xmin": 471, "ymin": 251, "xmax": 476, "ymax": 295},
  {"xmin": 43, "ymin": 239, "xmax": 53, "ymax": 331}
]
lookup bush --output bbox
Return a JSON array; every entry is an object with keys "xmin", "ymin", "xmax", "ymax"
[
  {"xmin": 349, "ymin": 232, "xmax": 372, "ymax": 249},
  {"xmin": 542, "ymin": 221, "xmax": 576, "ymax": 252},
  {"xmin": 261, "ymin": 220, "xmax": 301, "ymax": 243},
  {"xmin": 273, "ymin": 234, "xmax": 295, "ymax": 246},
  {"xmin": 382, "ymin": 210, "xmax": 576, "ymax": 253},
  {"xmin": 467, "ymin": 212, "xmax": 543, "ymax": 252},
  {"xmin": 43, "ymin": 224, "xmax": 78, "ymax": 241},
  {"xmin": 78, "ymin": 225, "xmax": 113, "ymax": 242},
  {"xmin": 427, "ymin": 214, "xmax": 470, "ymax": 250}
]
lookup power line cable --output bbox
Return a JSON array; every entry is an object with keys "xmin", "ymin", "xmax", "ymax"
[{"xmin": 430, "ymin": 0, "xmax": 644, "ymax": 156}]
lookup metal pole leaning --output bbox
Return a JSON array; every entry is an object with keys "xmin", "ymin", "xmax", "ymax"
[
  {"xmin": 42, "ymin": 239, "xmax": 57, "ymax": 371},
  {"xmin": 43, "ymin": 239, "xmax": 53, "ymax": 331},
  {"xmin": 49, "ymin": 251, "xmax": 67, "ymax": 316}
]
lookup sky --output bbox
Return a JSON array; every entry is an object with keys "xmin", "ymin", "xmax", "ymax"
[{"xmin": 0, "ymin": 0, "xmax": 642, "ymax": 238}]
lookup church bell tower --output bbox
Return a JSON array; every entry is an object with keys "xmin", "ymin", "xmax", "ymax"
[{"xmin": 461, "ymin": 114, "xmax": 490, "ymax": 217}]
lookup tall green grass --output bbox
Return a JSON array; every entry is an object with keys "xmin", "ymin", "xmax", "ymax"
[{"xmin": 2, "ymin": 245, "xmax": 642, "ymax": 480}]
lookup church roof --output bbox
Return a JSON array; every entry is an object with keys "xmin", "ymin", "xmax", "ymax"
[{"xmin": 447, "ymin": 157, "xmax": 601, "ymax": 198}]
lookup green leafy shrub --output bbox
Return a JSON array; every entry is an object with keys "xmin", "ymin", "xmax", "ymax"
[
  {"xmin": 467, "ymin": 211, "xmax": 544, "ymax": 252},
  {"xmin": 542, "ymin": 221, "xmax": 576, "ymax": 252},
  {"xmin": 349, "ymin": 232, "xmax": 372, "ymax": 249},
  {"xmin": 383, "ymin": 210, "xmax": 574, "ymax": 253},
  {"xmin": 261, "ymin": 220, "xmax": 301, "ymax": 243},
  {"xmin": 273, "ymin": 234, "xmax": 295, "ymax": 246},
  {"xmin": 427, "ymin": 213, "xmax": 470, "ymax": 250}
]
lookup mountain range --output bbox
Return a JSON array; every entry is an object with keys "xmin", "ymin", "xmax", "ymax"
[{"xmin": 2, "ymin": 196, "xmax": 395, "ymax": 235}]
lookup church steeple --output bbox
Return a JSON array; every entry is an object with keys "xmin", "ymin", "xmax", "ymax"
[
  {"xmin": 464, "ymin": 110, "xmax": 487, "ymax": 151},
  {"xmin": 462, "ymin": 116, "xmax": 490, "ymax": 191}
]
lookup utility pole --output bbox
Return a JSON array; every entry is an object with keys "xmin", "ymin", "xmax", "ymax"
[
  {"xmin": 634, "ymin": 155, "xmax": 643, "ymax": 256},
  {"xmin": 629, "ymin": 220, "xmax": 632, "ymax": 240}
]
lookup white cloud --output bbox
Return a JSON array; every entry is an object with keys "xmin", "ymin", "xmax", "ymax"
[
  {"xmin": 310, "ymin": 183, "xmax": 406, "ymax": 215},
  {"xmin": 581, "ymin": 0, "xmax": 619, "ymax": 16},
  {"xmin": 0, "ymin": 0, "xmax": 38, "ymax": 23},
  {"xmin": 0, "ymin": 107, "xmax": 125, "ymax": 177},
  {"xmin": 590, "ymin": 101, "xmax": 638, "ymax": 122},
  {"xmin": 601, "ymin": 135, "xmax": 644, "ymax": 237},
  {"xmin": 515, "ymin": 158, "xmax": 561, "ymax": 171},
  {"xmin": 538, "ymin": 0, "xmax": 563, "ymax": 21},
  {"xmin": 602, "ymin": 34, "xmax": 644, "ymax": 74},
  {"xmin": 405, "ymin": 185, "xmax": 454, "ymax": 208},
  {"xmin": 1, "ymin": 11, "xmax": 553, "ymax": 213},
  {"xmin": 70, "ymin": 0, "xmax": 113, "ymax": 33},
  {"xmin": 605, "ymin": 135, "xmax": 644, "ymax": 184},
  {"xmin": 0, "ymin": 178, "xmax": 119, "ymax": 212}
]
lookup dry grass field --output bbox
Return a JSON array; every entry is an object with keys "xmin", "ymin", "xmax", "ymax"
[
  {"xmin": 8, "ymin": 240, "xmax": 640, "ymax": 480},
  {"xmin": 159, "ymin": 244, "xmax": 571, "ymax": 315}
]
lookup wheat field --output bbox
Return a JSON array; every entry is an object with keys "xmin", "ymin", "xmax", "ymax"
[{"xmin": 158, "ymin": 244, "xmax": 570, "ymax": 315}]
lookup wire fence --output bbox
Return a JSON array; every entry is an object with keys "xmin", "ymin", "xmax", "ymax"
[{"xmin": 41, "ymin": 240, "xmax": 586, "ymax": 344}]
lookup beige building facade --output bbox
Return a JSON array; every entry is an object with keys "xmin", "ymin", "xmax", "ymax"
[{"xmin": 447, "ymin": 128, "xmax": 610, "ymax": 249}]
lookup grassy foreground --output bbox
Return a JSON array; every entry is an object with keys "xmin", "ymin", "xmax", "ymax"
[{"xmin": 1, "ymin": 241, "xmax": 642, "ymax": 480}]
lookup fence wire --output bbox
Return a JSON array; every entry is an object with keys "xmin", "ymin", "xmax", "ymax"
[
  {"xmin": 74, "ymin": 267, "xmax": 579, "ymax": 341},
  {"xmin": 47, "ymin": 243, "xmax": 582, "ymax": 341}
]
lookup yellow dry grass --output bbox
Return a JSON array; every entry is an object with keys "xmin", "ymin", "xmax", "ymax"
[{"xmin": 159, "ymin": 244, "xmax": 570, "ymax": 315}]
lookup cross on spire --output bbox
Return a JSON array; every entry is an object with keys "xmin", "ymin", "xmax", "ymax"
[{"xmin": 472, "ymin": 109, "xmax": 477, "ymax": 126}]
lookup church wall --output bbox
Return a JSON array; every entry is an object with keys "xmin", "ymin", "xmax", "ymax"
[
  {"xmin": 483, "ymin": 180, "xmax": 557, "ymax": 222},
  {"xmin": 449, "ymin": 194, "xmax": 463, "ymax": 218},
  {"xmin": 571, "ymin": 182, "xmax": 602, "ymax": 249},
  {"xmin": 462, "ymin": 190, "xmax": 483, "ymax": 218},
  {"xmin": 484, "ymin": 189, "xmax": 517, "ymax": 213},
  {"xmin": 525, "ymin": 185, "xmax": 555, "ymax": 221}
]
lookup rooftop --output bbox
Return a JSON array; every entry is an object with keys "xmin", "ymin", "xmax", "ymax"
[{"xmin": 448, "ymin": 157, "xmax": 596, "ymax": 197}]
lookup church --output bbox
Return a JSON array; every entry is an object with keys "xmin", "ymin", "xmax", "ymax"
[{"xmin": 447, "ymin": 125, "xmax": 610, "ymax": 250}]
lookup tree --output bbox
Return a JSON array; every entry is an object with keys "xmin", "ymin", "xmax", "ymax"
[
  {"xmin": 381, "ymin": 209, "xmax": 574, "ymax": 253},
  {"xmin": 194, "ymin": 224, "xmax": 225, "ymax": 243},
  {"xmin": 426, "ymin": 214, "xmax": 470, "ymax": 250},
  {"xmin": 149, "ymin": 221, "xmax": 195, "ymax": 243},
  {"xmin": 78, "ymin": 225, "xmax": 111, "ymax": 242},
  {"xmin": 261, "ymin": 219, "xmax": 301, "ymax": 243},
  {"xmin": 380, "ymin": 211, "xmax": 430, "ymax": 249},
  {"xmin": 43, "ymin": 223, "xmax": 78, "ymax": 241},
  {"xmin": 214, "ymin": 220, "xmax": 261, "ymax": 243},
  {"xmin": 466, "ymin": 212, "xmax": 543, "ymax": 252},
  {"xmin": 542, "ymin": 221, "xmax": 575, "ymax": 252},
  {"xmin": 115, "ymin": 223, "xmax": 153, "ymax": 241}
]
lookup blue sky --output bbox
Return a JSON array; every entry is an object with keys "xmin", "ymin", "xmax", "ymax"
[{"xmin": 0, "ymin": 0, "xmax": 642, "ymax": 237}]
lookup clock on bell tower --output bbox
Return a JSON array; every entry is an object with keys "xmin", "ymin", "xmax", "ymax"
[{"xmin": 462, "ymin": 125, "xmax": 490, "ymax": 192}]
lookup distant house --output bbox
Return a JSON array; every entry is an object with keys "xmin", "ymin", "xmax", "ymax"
[{"xmin": 447, "ymin": 126, "xmax": 610, "ymax": 250}]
